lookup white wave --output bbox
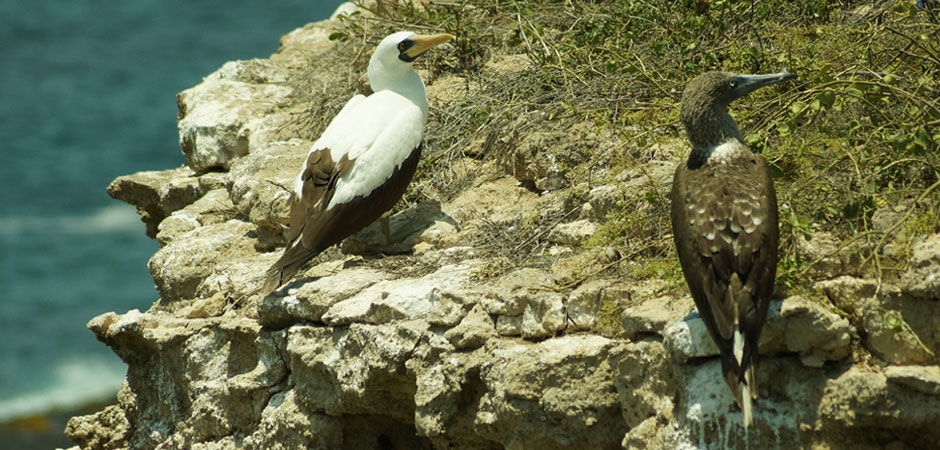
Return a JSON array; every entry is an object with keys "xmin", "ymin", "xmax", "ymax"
[
  {"xmin": 0, "ymin": 356, "xmax": 125, "ymax": 423},
  {"xmin": 0, "ymin": 204, "xmax": 142, "ymax": 235}
]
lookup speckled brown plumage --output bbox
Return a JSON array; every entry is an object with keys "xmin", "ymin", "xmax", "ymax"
[{"xmin": 670, "ymin": 70, "xmax": 794, "ymax": 427}]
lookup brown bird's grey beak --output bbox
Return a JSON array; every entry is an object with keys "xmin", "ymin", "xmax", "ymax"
[
  {"xmin": 730, "ymin": 70, "xmax": 797, "ymax": 99},
  {"xmin": 404, "ymin": 33, "xmax": 455, "ymax": 59}
]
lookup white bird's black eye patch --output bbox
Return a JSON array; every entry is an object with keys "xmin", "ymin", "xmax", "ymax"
[{"xmin": 397, "ymin": 39, "xmax": 417, "ymax": 62}]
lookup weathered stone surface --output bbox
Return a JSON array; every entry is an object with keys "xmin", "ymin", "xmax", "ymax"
[
  {"xmin": 444, "ymin": 175, "xmax": 542, "ymax": 226},
  {"xmin": 546, "ymin": 219, "xmax": 597, "ymax": 245},
  {"xmin": 156, "ymin": 189, "xmax": 238, "ymax": 246},
  {"xmin": 481, "ymin": 268, "xmax": 553, "ymax": 315},
  {"xmin": 665, "ymin": 296, "xmax": 852, "ymax": 367},
  {"xmin": 857, "ymin": 299, "xmax": 935, "ymax": 365},
  {"xmin": 259, "ymin": 265, "xmax": 387, "ymax": 328},
  {"xmin": 621, "ymin": 295, "xmax": 689, "ymax": 339},
  {"xmin": 472, "ymin": 336, "xmax": 627, "ymax": 449},
  {"xmin": 322, "ymin": 263, "xmax": 473, "ymax": 325},
  {"xmin": 285, "ymin": 321, "xmax": 429, "ymax": 421},
  {"xmin": 476, "ymin": 268, "xmax": 566, "ymax": 339},
  {"xmin": 818, "ymin": 276, "xmax": 937, "ymax": 364},
  {"xmin": 107, "ymin": 167, "xmax": 205, "ymax": 238},
  {"xmin": 817, "ymin": 367, "xmax": 940, "ymax": 447},
  {"xmin": 565, "ymin": 279, "xmax": 609, "ymax": 331},
  {"xmin": 776, "ymin": 295, "xmax": 853, "ymax": 367},
  {"xmin": 900, "ymin": 233, "xmax": 940, "ymax": 299},
  {"xmin": 228, "ymin": 139, "xmax": 311, "ymax": 235},
  {"xmin": 663, "ymin": 310, "xmax": 718, "ymax": 361},
  {"xmin": 177, "ymin": 60, "xmax": 294, "ymax": 173},
  {"xmin": 65, "ymin": 404, "xmax": 129, "ymax": 450},
  {"xmin": 242, "ymin": 390, "xmax": 343, "ymax": 450},
  {"xmin": 84, "ymin": 310, "xmax": 286, "ymax": 450},
  {"xmin": 817, "ymin": 275, "xmax": 877, "ymax": 314},
  {"xmin": 619, "ymin": 279, "xmax": 693, "ymax": 339},
  {"xmin": 581, "ymin": 184, "xmax": 622, "ymax": 219},
  {"xmin": 520, "ymin": 289, "xmax": 565, "ymax": 339},
  {"xmin": 444, "ymin": 303, "xmax": 497, "ymax": 350},
  {"xmin": 342, "ymin": 201, "xmax": 458, "ymax": 256},
  {"xmin": 885, "ymin": 365, "xmax": 940, "ymax": 396},
  {"xmin": 796, "ymin": 231, "xmax": 862, "ymax": 278},
  {"xmin": 148, "ymin": 219, "xmax": 260, "ymax": 303}
]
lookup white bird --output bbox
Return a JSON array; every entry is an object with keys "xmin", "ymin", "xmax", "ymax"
[{"xmin": 263, "ymin": 31, "xmax": 453, "ymax": 295}]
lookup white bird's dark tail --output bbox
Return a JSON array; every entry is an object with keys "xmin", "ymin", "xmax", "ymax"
[{"xmin": 262, "ymin": 243, "xmax": 321, "ymax": 297}]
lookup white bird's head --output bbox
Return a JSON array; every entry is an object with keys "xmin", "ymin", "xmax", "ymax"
[{"xmin": 368, "ymin": 31, "xmax": 453, "ymax": 94}]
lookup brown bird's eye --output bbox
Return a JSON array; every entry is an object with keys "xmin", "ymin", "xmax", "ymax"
[{"xmin": 398, "ymin": 42, "xmax": 407, "ymax": 51}]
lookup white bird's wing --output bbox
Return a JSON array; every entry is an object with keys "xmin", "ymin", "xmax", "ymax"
[
  {"xmin": 324, "ymin": 91, "xmax": 425, "ymax": 208},
  {"xmin": 324, "ymin": 93, "xmax": 367, "ymax": 137}
]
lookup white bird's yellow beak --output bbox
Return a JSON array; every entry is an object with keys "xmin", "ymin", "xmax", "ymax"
[{"xmin": 404, "ymin": 33, "xmax": 454, "ymax": 59}]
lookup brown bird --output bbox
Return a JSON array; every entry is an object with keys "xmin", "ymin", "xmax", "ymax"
[
  {"xmin": 670, "ymin": 70, "xmax": 795, "ymax": 427},
  {"xmin": 263, "ymin": 31, "xmax": 453, "ymax": 296}
]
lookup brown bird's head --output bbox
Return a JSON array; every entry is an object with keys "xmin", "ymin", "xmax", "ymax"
[{"xmin": 681, "ymin": 70, "xmax": 796, "ymax": 151}]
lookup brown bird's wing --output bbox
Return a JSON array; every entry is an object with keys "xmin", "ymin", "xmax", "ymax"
[{"xmin": 670, "ymin": 148, "xmax": 778, "ymax": 391}]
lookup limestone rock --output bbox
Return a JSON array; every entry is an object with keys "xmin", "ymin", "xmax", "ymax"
[
  {"xmin": 444, "ymin": 175, "xmax": 541, "ymax": 226},
  {"xmin": 546, "ymin": 219, "xmax": 597, "ymax": 245},
  {"xmin": 322, "ymin": 263, "xmax": 473, "ymax": 325},
  {"xmin": 885, "ymin": 365, "xmax": 940, "ymax": 396},
  {"xmin": 241, "ymin": 390, "xmax": 343, "ymax": 450},
  {"xmin": 663, "ymin": 311, "xmax": 718, "ymax": 362},
  {"xmin": 565, "ymin": 279, "xmax": 610, "ymax": 331},
  {"xmin": 285, "ymin": 321, "xmax": 430, "ymax": 420},
  {"xmin": 84, "ymin": 310, "xmax": 287, "ymax": 450},
  {"xmin": 665, "ymin": 296, "xmax": 851, "ymax": 367},
  {"xmin": 156, "ymin": 189, "xmax": 238, "ymax": 246},
  {"xmin": 796, "ymin": 231, "xmax": 861, "ymax": 278},
  {"xmin": 228, "ymin": 139, "xmax": 312, "ymax": 235},
  {"xmin": 478, "ymin": 268, "xmax": 565, "ymax": 339},
  {"xmin": 473, "ymin": 336, "xmax": 627, "ymax": 449},
  {"xmin": 342, "ymin": 201, "xmax": 458, "ymax": 256},
  {"xmin": 776, "ymin": 295, "xmax": 853, "ymax": 367},
  {"xmin": 817, "ymin": 275, "xmax": 877, "ymax": 314},
  {"xmin": 900, "ymin": 233, "xmax": 940, "ymax": 299},
  {"xmin": 259, "ymin": 266, "xmax": 387, "ymax": 328},
  {"xmin": 177, "ymin": 59, "xmax": 293, "ymax": 173},
  {"xmin": 817, "ymin": 367, "xmax": 940, "ymax": 447},
  {"xmin": 520, "ymin": 289, "xmax": 565, "ymax": 339},
  {"xmin": 619, "ymin": 280, "xmax": 694, "ymax": 339},
  {"xmin": 481, "ymin": 268, "xmax": 553, "ymax": 316},
  {"xmin": 148, "ymin": 219, "xmax": 260, "ymax": 303},
  {"xmin": 581, "ymin": 184, "xmax": 622, "ymax": 219},
  {"xmin": 444, "ymin": 303, "xmax": 497, "ymax": 350},
  {"xmin": 65, "ymin": 404, "xmax": 129, "ymax": 450},
  {"xmin": 857, "ymin": 299, "xmax": 935, "ymax": 365},
  {"xmin": 107, "ymin": 167, "xmax": 205, "ymax": 237}
]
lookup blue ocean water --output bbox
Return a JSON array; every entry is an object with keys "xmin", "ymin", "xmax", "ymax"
[{"xmin": 0, "ymin": 0, "xmax": 343, "ymax": 423}]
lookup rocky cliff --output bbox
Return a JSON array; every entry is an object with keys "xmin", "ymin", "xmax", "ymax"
[{"xmin": 67, "ymin": 3, "xmax": 940, "ymax": 450}]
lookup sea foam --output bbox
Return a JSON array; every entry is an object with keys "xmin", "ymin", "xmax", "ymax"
[
  {"xmin": 0, "ymin": 356, "xmax": 125, "ymax": 423},
  {"xmin": 0, "ymin": 204, "xmax": 141, "ymax": 235}
]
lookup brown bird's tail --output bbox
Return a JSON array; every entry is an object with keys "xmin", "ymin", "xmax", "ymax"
[
  {"xmin": 722, "ymin": 325, "xmax": 759, "ymax": 429},
  {"xmin": 722, "ymin": 357, "xmax": 756, "ymax": 429}
]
